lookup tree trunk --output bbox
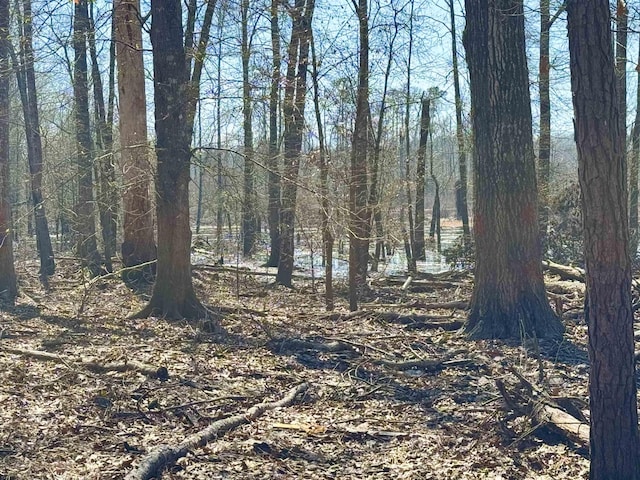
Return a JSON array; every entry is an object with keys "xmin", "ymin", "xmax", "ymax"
[
  {"xmin": 276, "ymin": 0, "xmax": 314, "ymax": 287},
  {"xmin": 0, "ymin": 0, "xmax": 17, "ymax": 304},
  {"xmin": 135, "ymin": 0, "xmax": 208, "ymax": 321},
  {"xmin": 463, "ymin": 0, "xmax": 562, "ymax": 340},
  {"xmin": 538, "ymin": 0, "xmax": 551, "ymax": 249},
  {"xmin": 266, "ymin": 0, "xmax": 281, "ymax": 267},
  {"xmin": 241, "ymin": 0, "xmax": 256, "ymax": 256},
  {"xmin": 115, "ymin": 0, "xmax": 157, "ymax": 284},
  {"xmin": 414, "ymin": 97, "xmax": 430, "ymax": 260},
  {"xmin": 404, "ymin": 0, "xmax": 416, "ymax": 272},
  {"xmin": 348, "ymin": 0, "xmax": 370, "ymax": 311},
  {"xmin": 567, "ymin": 1, "xmax": 640, "ymax": 478},
  {"xmin": 14, "ymin": 0, "xmax": 55, "ymax": 277},
  {"xmin": 88, "ymin": 3, "xmax": 116, "ymax": 273},
  {"xmin": 310, "ymin": 32, "xmax": 333, "ymax": 311},
  {"xmin": 448, "ymin": 0, "xmax": 470, "ymax": 241},
  {"xmin": 73, "ymin": 0, "xmax": 103, "ymax": 278},
  {"xmin": 630, "ymin": 36, "xmax": 640, "ymax": 257}
]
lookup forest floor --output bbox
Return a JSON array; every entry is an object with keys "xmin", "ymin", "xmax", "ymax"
[{"xmin": 0, "ymin": 247, "xmax": 596, "ymax": 479}]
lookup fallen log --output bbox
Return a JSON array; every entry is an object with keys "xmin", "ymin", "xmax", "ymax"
[
  {"xmin": 1, "ymin": 346, "xmax": 168, "ymax": 379},
  {"xmin": 125, "ymin": 382, "xmax": 309, "ymax": 480},
  {"xmin": 542, "ymin": 260, "xmax": 585, "ymax": 282},
  {"xmin": 376, "ymin": 312, "xmax": 465, "ymax": 331}
]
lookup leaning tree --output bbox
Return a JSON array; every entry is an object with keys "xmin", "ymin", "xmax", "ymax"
[{"xmin": 462, "ymin": 0, "xmax": 563, "ymax": 339}]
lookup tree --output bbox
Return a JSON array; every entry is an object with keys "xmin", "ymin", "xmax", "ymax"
[
  {"xmin": 114, "ymin": 0, "xmax": 157, "ymax": 283},
  {"xmin": 0, "ymin": 0, "xmax": 17, "ymax": 304},
  {"xmin": 414, "ymin": 96, "xmax": 429, "ymax": 260},
  {"xmin": 348, "ymin": 0, "xmax": 370, "ymax": 311},
  {"xmin": 241, "ymin": 0, "xmax": 257, "ymax": 256},
  {"xmin": 275, "ymin": 0, "xmax": 315, "ymax": 287},
  {"xmin": 463, "ymin": 0, "xmax": 563, "ymax": 339},
  {"xmin": 566, "ymin": 1, "xmax": 640, "ymax": 478},
  {"xmin": 88, "ymin": 2, "xmax": 117, "ymax": 273},
  {"xmin": 448, "ymin": 0, "xmax": 470, "ymax": 241},
  {"xmin": 73, "ymin": 0, "xmax": 103, "ymax": 277},
  {"xmin": 135, "ymin": 0, "xmax": 210, "ymax": 320},
  {"xmin": 12, "ymin": 0, "xmax": 55, "ymax": 278},
  {"xmin": 266, "ymin": 0, "xmax": 281, "ymax": 267}
]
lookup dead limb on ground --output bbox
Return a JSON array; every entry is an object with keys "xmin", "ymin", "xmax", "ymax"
[
  {"xmin": 496, "ymin": 369, "xmax": 589, "ymax": 449},
  {"xmin": 0, "ymin": 346, "xmax": 168, "ymax": 380},
  {"xmin": 125, "ymin": 382, "xmax": 310, "ymax": 480}
]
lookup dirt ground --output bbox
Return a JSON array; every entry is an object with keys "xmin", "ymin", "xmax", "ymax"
[{"xmin": 0, "ymin": 252, "xmax": 595, "ymax": 479}]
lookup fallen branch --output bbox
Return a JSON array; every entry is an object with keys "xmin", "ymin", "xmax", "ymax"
[
  {"xmin": 543, "ymin": 260, "xmax": 585, "ymax": 282},
  {"xmin": 377, "ymin": 312, "xmax": 465, "ymax": 331},
  {"xmin": 125, "ymin": 382, "xmax": 310, "ymax": 480},
  {"xmin": 1, "ymin": 346, "xmax": 168, "ymax": 380}
]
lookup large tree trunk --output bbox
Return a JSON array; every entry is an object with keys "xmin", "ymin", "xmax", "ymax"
[
  {"xmin": 276, "ymin": 0, "xmax": 314, "ymax": 287},
  {"xmin": 266, "ymin": 0, "xmax": 281, "ymax": 267},
  {"xmin": 566, "ymin": 1, "xmax": 640, "ymax": 478},
  {"xmin": 135, "ymin": 0, "xmax": 208, "ymax": 321},
  {"xmin": 114, "ymin": 0, "xmax": 157, "ymax": 284},
  {"xmin": 348, "ymin": 0, "xmax": 370, "ymax": 311},
  {"xmin": 463, "ymin": 0, "xmax": 562, "ymax": 340},
  {"xmin": 448, "ymin": 0, "xmax": 470, "ymax": 241},
  {"xmin": 0, "ymin": 0, "xmax": 17, "ymax": 304},
  {"xmin": 241, "ymin": 0, "xmax": 256, "ymax": 256},
  {"xmin": 73, "ymin": 0, "xmax": 103, "ymax": 278},
  {"xmin": 14, "ymin": 0, "xmax": 55, "ymax": 277},
  {"xmin": 414, "ymin": 97, "xmax": 430, "ymax": 260}
]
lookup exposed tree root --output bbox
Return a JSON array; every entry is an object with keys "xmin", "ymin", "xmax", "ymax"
[
  {"xmin": 1, "ymin": 346, "xmax": 168, "ymax": 379},
  {"xmin": 125, "ymin": 382, "xmax": 310, "ymax": 480}
]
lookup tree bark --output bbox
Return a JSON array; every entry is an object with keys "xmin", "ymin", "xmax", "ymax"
[
  {"xmin": 134, "ymin": 0, "xmax": 208, "ymax": 320},
  {"xmin": 114, "ymin": 0, "xmax": 157, "ymax": 284},
  {"xmin": 349, "ymin": 0, "xmax": 370, "ymax": 311},
  {"xmin": 567, "ymin": 1, "xmax": 640, "ymax": 478},
  {"xmin": 276, "ymin": 0, "xmax": 314, "ymax": 287},
  {"xmin": 73, "ymin": 0, "xmax": 103, "ymax": 278},
  {"xmin": 414, "ymin": 97, "xmax": 430, "ymax": 260},
  {"xmin": 630, "ymin": 34, "xmax": 640, "ymax": 257},
  {"xmin": 266, "ymin": 0, "xmax": 281, "ymax": 267},
  {"xmin": 538, "ymin": 0, "xmax": 551, "ymax": 249},
  {"xmin": 0, "ymin": 0, "xmax": 16, "ymax": 304},
  {"xmin": 463, "ymin": 0, "xmax": 562, "ymax": 340},
  {"xmin": 241, "ymin": 0, "xmax": 256, "ymax": 256}
]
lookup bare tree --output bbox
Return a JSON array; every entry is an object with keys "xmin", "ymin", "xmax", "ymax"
[
  {"xmin": 12, "ymin": 0, "xmax": 55, "ymax": 278},
  {"xmin": 276, "ymin": 0, "xmax": 315, "ymax": 287},
  {"xmin": 73, "ymin": 0, "xmax": 103, "ymax": 277},
  {"xmin": 114, "ymin": 0, "xmax": 157, "ymax": 283},
  {"xmin": 0, "ymin": 0, "xmax": 16, "ymax": 304}
]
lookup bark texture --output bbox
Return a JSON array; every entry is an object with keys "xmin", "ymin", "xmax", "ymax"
[
  {"xmin": 115, "ymin": 0, "xmax": 157, "ymax": 284},
  {"xmin": 348, "ymin": 0, "xmax": 370, "ymax": 310},
  {"xmin": 463, "ymin": 0, "xmax": 562, "ymax": 340},
  {"xmin": 567, "ymin": 1, "xmax": 640, "ymax": 478},
  {"xmin": 0, "ymin": 0, "xmax": 16, "ymax": 304}
]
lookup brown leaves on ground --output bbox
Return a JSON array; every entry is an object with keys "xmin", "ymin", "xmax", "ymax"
[{"xmin": 0, "ymin": 257, "xmax": 592, "ymax": 479}]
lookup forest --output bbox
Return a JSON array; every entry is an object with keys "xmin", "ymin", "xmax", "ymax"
[{"xmin": 0, "ymin": 0, "xmax": 637, "ymax": 478}]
